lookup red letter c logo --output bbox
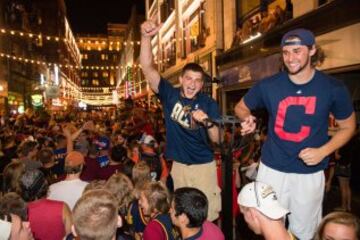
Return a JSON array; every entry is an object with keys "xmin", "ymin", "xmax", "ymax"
[{"xmin": 274, "ymin": 96, "xmax": 316, "ymax": 142}]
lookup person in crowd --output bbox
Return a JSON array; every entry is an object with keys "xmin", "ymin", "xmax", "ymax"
[
  {"xmin": 0, "ymin": 213, "xmax": 34, "ymax": 240},
  {"xmin": 0, "ymin": 135, "xmax": 18, "ymax": 172},
  {"xmin": 170, "ymin": 187, "xmax": 224, "ymax": 240},
  {"xmin": 140, "ymin": 19, "xmax": 221, "ymax": 222},
  {"xmin": 127, "ymin": 161, "xmax": 152, "ymax": 240},
  {"xmin": 48, "ymin": 151, "xmax": 88, "ymax": 210},
  {"xmin": 52, "ymin": 133, "xmax": 72, "ymax": 176},
  {"xmin": 112, "ymin": 129, "xmax": 127, "ymax": 147},
  {"xmin": 82, "ymin": 179, "xmax": 106, "ymax": 194},
  {"xmin": 52, "ymin": 121, "xmax": 92, "ymax": 176},
  {"xmin": 74, "ymin": 130, "xmax": 90, "ymax": 157},
  {"xmin": 19, "ymin": 169, "xmax": 72, "ymax": 240},
  {"xmin": 70, "ymin": 189, "xmax": 122, "ymax": 240},
  {"xmin": 315, "ymin": 211, "xmax": 360, "ymax": 240},
  {"xmin": 105, "ymin": 173, "xmax": 134, "ymax": 218},
  {"xmin": 2, "ymin": 161, "xmax": 25, "ymax": 194},
  {"xmin": 138, "ymin": 181, "xmax": 177, "ymax": 240},
  {"xmin": 237, "ymin": 181, "xmax": 293, "ymax": 239},
  {"xmin": 105, "ymin": 173, "xmax": 135, "ymax": 240},
  {"xmin": 82, "ymin": 143, "xmax": 126, "ymax": 181},
  {"xmin": 37, "ymin": 148, "xmax": 58, "ymax": 184},
  {"xmin": 128, "ymin": 140, "xmax": 141, "ymax": 163},
  {"xmin": 17, "ymin": 140, "xmax": 40, "ymax": 171},
  {"xmin": 235, "ymin": 28, "xmax": 356, "ymax": 239},
  {"xmin": 0, "ymin": 192, "xmax": 27, "ymax": 221},
  {"xmin": 140, "ymin": 134, "xmax": 168, "ymax": 183}
]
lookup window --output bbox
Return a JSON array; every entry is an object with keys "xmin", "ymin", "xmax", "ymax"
[
  {"xmin": 93, "ymin": 72, "xmax": 98, "ymax": 77},
  {"xmin": 92, "ymin": 79, "xmax": 99, "ymax": 86},
  {"xmin": 103, "ymin": 71, "xmax": 109, "ymax": 78},
  {"xmin": 101, "ymin": 54, "xmax": 108, "ymax": 60}
]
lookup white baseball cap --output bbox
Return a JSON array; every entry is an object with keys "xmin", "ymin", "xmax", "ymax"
[
  {"xmin": 237, "ymin": 181, "xmax": 289, "ymax": 220},
  {"xmin": 142, "ymin": 135, "xmax": 156, "ymax": 145}
]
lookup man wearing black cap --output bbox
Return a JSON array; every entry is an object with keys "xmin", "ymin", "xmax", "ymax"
[{"xmin": 235, "ymin": 28, "xmax": 356, "ymax": 239}]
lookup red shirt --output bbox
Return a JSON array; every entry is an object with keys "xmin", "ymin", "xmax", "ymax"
[
  {"xmin": 28, "ymin": 199, "xmax": 65, "ymax": 240},
  {"xmin": 81, "ymin": 157, "xmax": 122, "ymax": 181},
  {"xmin": 143, "ymin": 220, "xmax": 167, "ymax": 240}
]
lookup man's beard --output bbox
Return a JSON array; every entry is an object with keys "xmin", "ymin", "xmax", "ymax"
[{"xmin": 285, "ymin": 57, "xmax": 310, "ymax": 75}]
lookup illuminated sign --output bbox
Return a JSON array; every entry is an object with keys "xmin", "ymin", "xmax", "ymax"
[{"xmin": 31, "ymin": 94, "xmax": 43, "ymax": 107}]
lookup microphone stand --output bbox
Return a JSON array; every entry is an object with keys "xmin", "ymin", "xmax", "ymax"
[{"xmin": 211, "ymin": 116, "xmax": 243, "ymax": 240}]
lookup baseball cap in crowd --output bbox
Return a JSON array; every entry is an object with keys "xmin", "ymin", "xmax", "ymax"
[
  {"xmin": 65, "ymin": 151, "xmax": 85, "ymax": 167},
  {"xmin": 237, "ymin": 181, "xmax": 289, "ymax": 220},
  {"xmin": 94, "ymin": 136, "xmax": 110, "ymax": 150},
  {"xmin": 142, "ymin": 135, "xmax": 156, "ymax": 145},
  {"xmin": 281, "ymin": 28, "xmax": 315, "ymax": 47},
  {"xmin": 20, "ymin": 169, "xmax": 48, "ymax": 201}
]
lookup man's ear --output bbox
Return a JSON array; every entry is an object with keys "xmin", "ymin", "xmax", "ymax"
[
  {"xmin": 309, "ymin": 44, "xmax": 316, "ymax": 57},
  {"xmin": 71, "ymin": 225, "xmax": 77, "ymax": 237},
  {"xmin": 117, "ymin": 215, "xmax": 123, "ymax": 228},
  {"xmin": 179, "ymin": 75, "xmax": 183, "ymax": 85}
]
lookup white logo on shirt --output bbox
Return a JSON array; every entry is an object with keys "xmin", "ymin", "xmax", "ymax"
[{"xmin": 170, "ymin": 102, "xmax": 191, "ymax": 128}]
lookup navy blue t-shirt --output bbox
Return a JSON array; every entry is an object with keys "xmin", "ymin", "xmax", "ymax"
[
  {"xmin": 244, "ymin": 70, "xmax": 353, "ymax": 173},
  {"xmin": 53, "ymin": 147, "xmax": 67, "ymax": 175},
  {"xmin": 158, "ymin": 78, "xmax": 220, "ymax": 164}
]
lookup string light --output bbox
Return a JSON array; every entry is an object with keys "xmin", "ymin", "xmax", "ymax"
[
  {"xmin": 0, "ymin": 51, "xmax": 140, "ymax": 70},
  {"xmin": 0, "ymin": 26, "xmax": 142, "ymax": 49}
]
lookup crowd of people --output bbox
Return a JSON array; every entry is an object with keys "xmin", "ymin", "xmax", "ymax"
[{"xmin": 0, "ymin": 19, "xmax": 359, "ymax": 240}]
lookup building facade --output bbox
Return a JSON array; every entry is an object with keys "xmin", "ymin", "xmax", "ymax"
[
  {"xmin": 77, "ymin": 23, "xmax": 126, "ymax": 106},
  {"xmin": 0, "ymin": 0, "xmax": 81, "ymax": 112},
  {"xmin": 117, "ymin": 6, "xmax": 144, "ymax": 100}
]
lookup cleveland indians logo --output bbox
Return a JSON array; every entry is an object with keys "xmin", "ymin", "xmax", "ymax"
[{"xmin": 274, "ymin": 96, "xmax": 316, "ymax": 142}]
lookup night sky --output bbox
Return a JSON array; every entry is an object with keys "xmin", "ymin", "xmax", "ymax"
[{"xmin": 65, "ymin": 0, "xmax": 145, "ymax": 34}]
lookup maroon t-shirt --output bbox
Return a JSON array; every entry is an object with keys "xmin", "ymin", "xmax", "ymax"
[
  {"xmin": 81, "ymin": 157, "xmax": 122, "ymax": 181},
  {"xmin": 143, "ymin": 220, "xmax": 167, "ymax": 240}
]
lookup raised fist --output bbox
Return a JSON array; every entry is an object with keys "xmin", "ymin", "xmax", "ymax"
[{"xmin": 141, "ymin": 19, "xmax": 162, "ymax": 38}]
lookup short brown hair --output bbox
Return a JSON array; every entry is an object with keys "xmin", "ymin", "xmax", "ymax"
[
  {"xmin": 315, "ymin": 211, "xmax": 360, "ymax": 240},
  {"xmin": 3, "ymin": 161, "xmax": 25, "ymax": 194},
  {"xmin": 73, "ymin": 189, "xmax": 118, "ymax": 240},
  {"xmin": 37, "ymin": 148, "xmax": 54, "ymax": 165},
  {"xmin": 140, "ymin": 181, "xmax": 170, "ymax": 215},
  {"xmin": 181, "ymin": 63, "xmax": 205, "ymax": 79}
]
